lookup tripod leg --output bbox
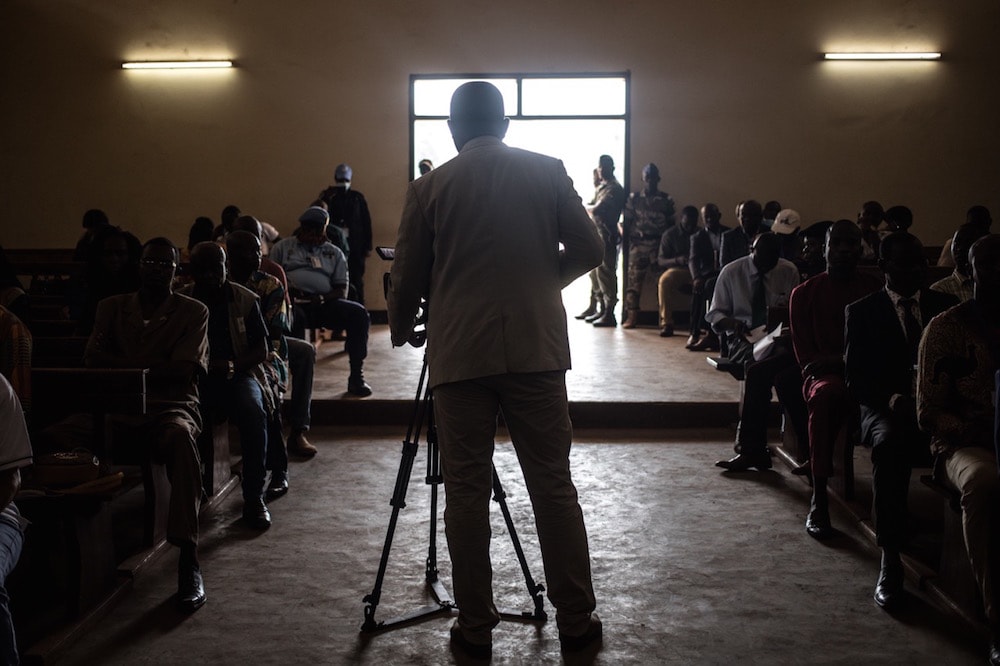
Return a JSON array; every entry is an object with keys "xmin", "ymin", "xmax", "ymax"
[
  {"xmin": 424, "ymin": 389, "xmax": 454, "ymax": 606},
  {"xmin": 491, "ymin": 467, "xmax": 547, "ymax": 622},
  {"xmin": 361, "ymin": 358, "xmax": 432, "ymax": 632}
]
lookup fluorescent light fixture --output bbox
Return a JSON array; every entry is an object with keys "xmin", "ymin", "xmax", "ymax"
[
  {"xmin": 823, "ymin": 52, "xmax": 941, "ymax": 61},
  {"xmin": 122, "ymin": 60, "xmax": 234, "ymax": 70}
]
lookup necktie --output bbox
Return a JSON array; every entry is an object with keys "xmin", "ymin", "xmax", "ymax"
[
  {"xmin": 900, "ymin": 298, "xmax": 922, "ymax": 362},
  {"xmin": 751, "ymin": 273, "xmax": 767, "ymax": 329}
]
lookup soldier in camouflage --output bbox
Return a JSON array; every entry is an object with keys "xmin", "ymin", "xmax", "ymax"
[
  {"xmin": 582, "ymin": 155, "xmax": 627, "ymax": 328},
  {"xmin": 622, "ymin": 163, "xmax": 675, "ymax": 329}
]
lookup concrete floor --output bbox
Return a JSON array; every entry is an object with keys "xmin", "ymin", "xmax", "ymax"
[
  {"xmin": 51, "ymin": 427, "xmax": 985, "ymax": 665},
  {"xmin": 24, "ymin": 295, "xmax": 992, "ymax": 664}
]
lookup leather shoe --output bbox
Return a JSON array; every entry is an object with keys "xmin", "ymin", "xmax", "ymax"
[
  {"xmin": 659, "ymin": 324, "xmax": 674, "ymax": 337},
  {"xmin": 989, "ymin": 639, "xmax": 1000, "ymax": 665},
  {"xmin": 584, "ymin": 309, "xmax": 605, "ymax": 323},
  {"xmin": 716, "ymin": 452, "xmax": 772, "ymax": 471},
  {"xmin": 177, "ymin": 563, "xmax": 206, "ymax": 613},
  {"xmin": 575, "ymin": 303, "xmax": 598, "ymax": 320},
  {"xmin": 559, "ymin": 613, "xmax": 603, "ymax": 652},
  {"xmin": 790, "ymin": 461, "xmax": 813, "ymax": 482},
  {"xmin": 265, "ymin": 471, "xmax": 289, "ymax": 500},
  {"xmin": 243, "ymin": 497, "xmax": 272, "ymax": 530},
  {"xmin": 449, "ymin": 622, "xmax": 491, "ymax": 659},
  {"xmin": 688, "ymin": 331, "xmax": 720, "ymax": 351},
  {"xmin": 592, "ymin": 312, "xmax": 617, "ymax": 327},
  {"xmin": 874, "ymin": 562, "xmax": 904, "ymax": 610},
  {"xmin": 287, "ymin": 429, "xmax": 317, "ymax": 458},
  {"xmin": 805, "ymin": 507, "xmax": 834, "ymax": 540},
  {"xmin": 347, "ymin": 375, "xmax": 373, "ymax": 397},
  {"xmin": 685, "ymin": 333, "xmax": 702, "ymax": 349}
]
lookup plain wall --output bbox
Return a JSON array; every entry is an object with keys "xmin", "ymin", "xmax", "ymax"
[{"xmin": 2, "ymin": 0, "xmax": 998, "ymax": 307}]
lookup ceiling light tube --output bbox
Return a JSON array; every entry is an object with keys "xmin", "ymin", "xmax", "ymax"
[
  {"xmin": 122, "ymin": 60, "xmax": 234, "ymax": 70},
  {"xmin": 823, "ymin": 52, "xmax": 941, "ymax": 61}
]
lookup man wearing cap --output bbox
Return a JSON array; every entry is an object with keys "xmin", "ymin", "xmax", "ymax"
[
  {"xmin": 270, "ymin": 206, "xmax": 373, "ymax": 397},
  {"xmin": 317, "ymin": 163, "xmax": 373, "ymax": 304},
  {"xmin": 771, "ymin": 208, "xmax": 803, "ymax": 265},
  {"xmin": 580, "ymin": 154, "xmax": 626, "ymax": 327},
  {"xmin": 621, "ymin": 163, "xmax": 675, "ymax": 329},
  {"xmin": 388, "ymin": 81, "xmax": 604, "ymax": 657}
]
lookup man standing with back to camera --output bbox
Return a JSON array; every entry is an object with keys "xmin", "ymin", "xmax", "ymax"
[{"xmin": 388, "ymin": 81, "xmax": 604, "ymax": 658}]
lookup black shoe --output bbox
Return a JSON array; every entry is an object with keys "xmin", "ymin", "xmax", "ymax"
[
  {"xmin": 659, "ymin": 324, "xmax": 675, "ymax": 337},
  {"xmin": 805, "ymin": 507, "xmax": 834, "ymax": 540},
  {"xmin": 592, "ymin": 312, "xmax": 617, "ymax": 327},
  {"xmin": 242, "ymin": 497, "xmax": 272, "ymax": 530},
  {"xmin": 874, "ymin": 561, "xmax": 904, "ymax": 610},
  {"xmin": 584, "ymin": 309, "xmax": 606, "ymax": 323},
  {"xmin": 177, "ymin": 563, "xmax": 206, "ymax": 613},
  {"xmin": 265, "ymin": 471, "xmax": 289, "ymax": 500},
  {"xmin": 685, "ymin": 333, "xmax": 702, "ymax": 349},
  {"xmin": 449, "ymin": 623, "xmax": 491, "ymax": 659},
  {"xmin": 559, "ymin": 613, "xmax": 603, "ymax": 652},
  {"xmin": 575, "ymin": 302, "xmax": 599, "ymax": 320},
  {"xmin": 989, "ymin": 639, "xmax": 1000, "ymax": 666},
  {"xmin": 688, "ymin": 331, "xmax": 720, "ymax": 351},
  {"xmin": 347, "ymin": 374, "xmax": 373, "ymax": 397},
  {"xmin": 716, "ymin": 452, "xmax": 772, "ymax": 471}
]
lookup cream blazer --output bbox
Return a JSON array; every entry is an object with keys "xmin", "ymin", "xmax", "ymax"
[{"xmin": 388, "ymin": 135, "xmax": 603, "ymax": 388}]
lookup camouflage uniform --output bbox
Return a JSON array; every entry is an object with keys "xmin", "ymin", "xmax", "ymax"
[
  {"xmin": 587, "ymin": 178, "xmax": 626, "ymax": 307},
  {"xmin": 623, "ymin": 190, "xmax": 675, "ymax": 311}
]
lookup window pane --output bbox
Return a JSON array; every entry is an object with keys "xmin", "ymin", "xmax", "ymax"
[
  {"xmin": 506, "ymin": 119, "xmax": 626, "ymax": 204},
  {"xmin": 413, "ymin": 78, "xmax": 518, "ymax": 117},
  {"xmin": 413, "ymin": 119, "xmax": 458, "ymax": 178},
  {"xmin": 521, "ymin": 78, "xmax": 626, "ymax": 116}
]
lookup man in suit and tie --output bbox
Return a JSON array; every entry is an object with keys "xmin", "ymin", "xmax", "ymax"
[
  {"xmin": 846, "ymin": 232, "xmax": 958, "ymax": 609},
  {"xmin": 388, "ymin": 81, "xmax": 604, "ymax": 657}
]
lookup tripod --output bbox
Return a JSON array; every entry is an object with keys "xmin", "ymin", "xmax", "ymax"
[{"xmin": 360, "ymin": 354, "xmax": 548, "ymax": 632}]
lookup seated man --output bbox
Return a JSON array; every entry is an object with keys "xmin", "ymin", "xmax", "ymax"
[
  {"xmin": 226, "ymin": 231, "xmax": 293, "ymax": 499},
  {"xmin": 706, "ymin": 233, "xmax": 803, "ymax": 471},
  {"xmin": 0, "ymin": 373, "xmax": 31, "ymax": 663},
  {"xmin": 86, "ymin": 237, "xmax": 209, "ymax": 612},
  {"xmin": 180, "ymin": 242, "xmax": 273, "ymax": 530},
  {"xmin": 845, "ymin": 232, "xmax": 958, "ymax": 609},
  {"xmin": 918, "ymin": 234, "xmax": 1000, "ymax": 665},
  {"xmin": 686, "ymin": 203, "xmax": 730, "ymax": 351},
  {"xmin": 231, "ymin": 216, "xmax": 317, "ymax": 457},
  {"xmin": 938, "ymin": 205, "xmax": 992, "ymax": 267},
  {"xmin": 790, "ymin": 220, "xmax": 882, "ymax": 539},
  {"xmin": 655, "ymin": 205, "xmax": 698, "ymax": 337},
  {"xmin": 931, "ymin": 222, "xmax": 988, "ymax": 303},
  {"xmin": 270, "ymin": 206, "xmax": 372, "ymax": 397},
  {"xmin": 719, "ymin": 199, "xmax": 763, "ymax": 268}
]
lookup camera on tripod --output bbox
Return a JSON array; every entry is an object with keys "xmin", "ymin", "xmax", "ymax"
[{"xmin": 377, "ymin": 246, "xmax": 427, "ymax": 348}]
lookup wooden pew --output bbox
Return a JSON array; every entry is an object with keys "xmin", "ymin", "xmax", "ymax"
[{"xmin": 19, "ymin": 367, "xmax": 149, "ymax": 625}]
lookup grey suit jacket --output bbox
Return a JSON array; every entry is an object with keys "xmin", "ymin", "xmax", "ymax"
[{"xmin": 388, "ymin": 135, "xmax": 603, "ymax": 388}]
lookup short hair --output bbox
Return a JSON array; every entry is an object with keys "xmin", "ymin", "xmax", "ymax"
[
  {"xmin": 142, "ymin": 236, "xmax": 180, "ymax": 263},
  {"xmin": 878, "ymin": 231, "xmax": 922, "ymax": 261},
  {"xmin": 221, "ymin": 205, "xmax": 241, "ymax": 227},
  {"xmin": 680, "ymin": 205, "xmax": 699, "ymax": 220},
  {"xmin": 967, "ymin": 205, "xmax": 992, "ymax": 228},
  {"xmin": 188, "ymin": 217, "xmax": 215, "ymax": 249},
  {"xmin": 884, "ymin": 205, "xmax": 913, "ymax": 230},
  {"xmin": 82, "ymin": 208, "xmax": 109, "ymax": 229}
]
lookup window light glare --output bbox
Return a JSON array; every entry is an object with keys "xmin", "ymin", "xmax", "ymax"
[
  {"xmin": 823, "ymin": 52, "xmax": 941, "ymax": 61},
  {"xmin": 122, "ymin": 60, "xmax": 234, "ymax": 70}
]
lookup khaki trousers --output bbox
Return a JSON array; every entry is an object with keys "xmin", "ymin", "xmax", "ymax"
[
  {"xmin": 432, "ymin": 371, "xmax": 597, "ymax": 641},
  {"xmin": 942, "ymin": 446, "xmax": 1000, "ymax": 626},
  {"xmin": 657, "ymin": 267, "xmax": 692, "ymax": 326}
]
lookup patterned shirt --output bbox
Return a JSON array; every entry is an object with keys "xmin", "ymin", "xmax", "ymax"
[
  {"xmin": 244, "ymin": 270, "xmax": 289, "ymax": 391},
  {"xmin": 930, "ymin": 269, "xmax": 975, "ymax": 303},
  {"xmin": 917, "ymin": 300, "xmax": 1000, "ymax": 456},
  {"xmin": 590, "ymin": 178, "xmax": 626, "ymax": 240},
  {"xmin": 0, "ymin": 305, "xmax": 32, "ymax": 414},
  {"xmin": 624, "ymin": 190, "xmax": 675, "ymax": 241}
]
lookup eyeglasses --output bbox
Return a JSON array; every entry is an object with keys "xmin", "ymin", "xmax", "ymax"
[{"xmin": 140, "ymin": 259, "xmax": 177, "ymax": 269}]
